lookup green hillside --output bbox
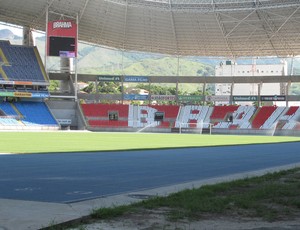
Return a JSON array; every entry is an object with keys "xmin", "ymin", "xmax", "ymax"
[
  {"xmin": 1, "ymin": 29, "xmax": 300, "ymax": 95},
  {"xmin": 32, "ymin": 37, "xmax": 213, "ymax": 78}
]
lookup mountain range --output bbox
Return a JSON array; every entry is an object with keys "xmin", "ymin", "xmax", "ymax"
[{"xmin": 1, "ymin": 28, "xmax": 300, "ymax": 94}]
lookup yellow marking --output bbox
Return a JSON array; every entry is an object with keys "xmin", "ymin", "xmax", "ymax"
[
  {"xmin": 33, "ymin": 47, "xmax": 49, "ymax": 82},
  {"xmin": 0, "ymin": 67, "xmax": 9, "ymax": 80},
  {"xmin": 0, "ymin": 48, "xmax": 9, "ymax": 65},
  {"xmin": 10, "ymin": 103, "xmax": 23, "ymax": 119}
]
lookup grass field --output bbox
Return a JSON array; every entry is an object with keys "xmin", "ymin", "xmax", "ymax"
[
  {"xmin": 0, "ymin": 131, "xmax": 300, "ymax": 154},
  {"xmin": 91, "ymin": 167, "xmax": 300, "ymax": 222},
  {"xmin": 51, "ymin": 167, "xmax": 300, "ymax": 230}
]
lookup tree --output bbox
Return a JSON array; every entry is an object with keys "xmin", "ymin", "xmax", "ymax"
[{"xmin": 48, "ymin": 80, "xmax": 60, "ymax": 92}]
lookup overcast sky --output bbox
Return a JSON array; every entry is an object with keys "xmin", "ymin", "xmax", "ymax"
[{"xmin": 0, "ymin": 22, "xmax": 44, "ymax": 38}]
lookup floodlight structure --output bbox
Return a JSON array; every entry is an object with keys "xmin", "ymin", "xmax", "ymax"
[{"xmin": 0, "ymin": 0, "xmax": 300, "ymax": 58}]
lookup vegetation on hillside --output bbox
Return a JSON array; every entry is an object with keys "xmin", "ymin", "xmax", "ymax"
[{"xmin": 2, "ymin": 29, "xmax": 300, "ymax": 95}]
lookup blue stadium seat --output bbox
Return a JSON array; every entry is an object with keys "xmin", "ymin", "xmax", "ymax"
[
  {"xmin": 0, "ymin": 102, "xmax": 18, "ymax": 116},
  {"xmin": 14, "ymin": 101, "xmax": 58, "ymax": 126},
  {"xmin": 0, "ymin": 118, "xmax": 22, "ymax": 126},
  {"xmin": 0, "ymin": 41, "xmax": 46, "ymax": 82}
]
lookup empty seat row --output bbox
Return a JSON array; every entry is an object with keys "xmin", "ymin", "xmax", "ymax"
[
  {"xmin": 0, "ymin": 101, "xmax": 58, "ymax": 127},
  {"xmin": 82, "ymin": 104, "xmax": 300, "ymax": 130},
  {"xmin": 81, "ymin": 104, "xmax": 129, "ymax": 118},
  {"xmin": 210, "ymin": 105, "xmax": 238, "ymax": 120},
  {"xmin": 0, "ymin": 40, "xmax": 47, "ymax": 83}
]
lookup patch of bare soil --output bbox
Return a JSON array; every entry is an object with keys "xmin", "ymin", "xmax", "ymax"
[
  {"xmin": 75, "ymin": 208, "xmax": 300, "ymax": 230},
  {"xmin": 70, "ymin": 169, "xmax": 300, "ymax": 230}
]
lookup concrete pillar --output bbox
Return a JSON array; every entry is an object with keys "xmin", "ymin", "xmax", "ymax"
[
  {"xmin": 176, "ymin": 81, "xmax": 179, "ymax": 105},
  {"xmin": 202, "ymin": 82, "xmax": 206, "ymax": 105},
  {"xmin": 60, "ymin": 58, "xmax": 72, "ymax": 93},
  {"xmin": 23, "ymin": 26, "xmax": 34, "ymax": 46},
  {"xmin": 286, "ymin": 81, "xmax": 291, "ymax": 107},
  {"xmin": 258, "ymin": 82, "xmax": 262, "ymax": 107},
  {"xmin": 230, "ymin": 82, "xmax": 234, "ymax": 105}
]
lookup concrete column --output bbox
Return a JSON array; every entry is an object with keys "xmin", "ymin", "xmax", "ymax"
[
  {"xmin": 176, "ymin": 80, "xmax": 179, "ymax": 105},
  {"xmin": 202, "ymin": 82, "xmax": 206, "ymax": 105},
  {"xmin": 23, "ymin": 26, "xmax": 34, "ymax": 46},
  {"xmin": 258, "ymin": 82, "xmax": 262, "ymax": 107},
  {"xmin": 286, "ymin": 81, "xmax": 291, "ymax": 107},
  {"xmin": 95, "ymin": 78, "xmax": 99, "ymax": 103},
  {"xmin": 60, "ymin": 58, "xmax": 72, "ymax": 93},
  {"xmin": 230, "ymin": 82, "xmax": 234, "ymax": 105}
]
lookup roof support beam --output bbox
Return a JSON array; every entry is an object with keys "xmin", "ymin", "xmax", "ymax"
[
  {"xmin": 213, "ymin": 1, "xmax": 234, "ymax": 58},
  {"xmin": 30, "ymin": 0, "xmax": 55, "ymax": 27},
  {"xmin": 79, "ymin": 0, "xmax": 91, "ymax": 21},
  {"xmin": 121, "ymin": 0, "xmax": 129, "ymax": 74},
  {"xmin": 254, "ymin": 5, "xmax": 300, "ymax": 54},
  {"xmin": 225, "ymin": 10, "xmax": 256, "ymax": 38},
  {"xmin": 169, "ymin": 0, "xmax": 179, "ymax": 55}
]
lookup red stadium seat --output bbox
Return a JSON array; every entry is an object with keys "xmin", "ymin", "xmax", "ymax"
[
  {"xmin": 251, "ymin": 106, "xmax": 277, "ymax": 129},
  {"xmin": 210, "ymin": 105, "xmax": 238, "ymax": 120}
]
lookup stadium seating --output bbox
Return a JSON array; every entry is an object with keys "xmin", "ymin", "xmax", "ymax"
[
  {"xmin": 237, "ymin": 106, "xmax": 256, "ymax": 129},
  {"xmin": 210, "ymin": 105, "xmax": 238, "ymax": 120},
  {"xmin": 279, "ymin": 106, "xmax": 300, "ymax": 130},
  {"xmin": 260, "ymin": 107, "xmax": 285, "ymax": 129},
  {"xmin": 175, "ymin": 105, "xmax": 210, "ymax": 128},
  {"xmin": 88, "ymin": 120, "xmax": 128, "ymax": 127},
  {"xmin": 82, "ymin": 104, "xmax": 180, "ymax": 128},
  {"xmin": 82, "ymin": 103, "xmax": 129, "ymax": 128},
  {"xmin": 0, "ymin": 40, "xmax": 47, "ymax": 82},
  {"xmin": 150, "ymin": 105, "xmax": 179, "ymax": 119},
  {"xmin": 139, "ymin": 105, "xmax": 179, "ymax": 128},
  {"xmin": 14, "ymin": 101, "xmax": 58, "ymax": 126},
  {"xmin": 0, "ymin": 117, "xmax": 22, "ymax": 126},
  {"xmin": 251, "ymin": 106, "xmax": 277, "ymax": 129},
  {"xmin": 285, "ymin": 106, "xmax": 299, "ymax": 116},
  {"xmin": 81, "ymin": 103, "xmax": 129, "ymax": 118},
  {"xmin": 0, "ymin": 101, "xmax": 58, "ymax": 128},
  {"xmin": 80, "ymin": 103, "xmax": 300, "ymax": 132},
  {"xmin": 0, "ymin": 102, "xmax": 19, "ymax": 116}
]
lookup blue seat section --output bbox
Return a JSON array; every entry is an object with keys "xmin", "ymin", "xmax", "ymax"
[
  {"xmin": 0, "ymin": 102, "xmax": 21, "ymax": 126},
  {"xmin": 0, "ymin": 117, "xmax": 22, "ymax": 126},
  {"xmin": 14, "ymin": 101, "xmax": 58, "ymax": 126},
  {"xmin": 0, "ymin": 102, "xmax": 18, "ymax": 116},
  {"xmin": 0, "ymin": 40, "xmax": 46, "ymax": 82}
]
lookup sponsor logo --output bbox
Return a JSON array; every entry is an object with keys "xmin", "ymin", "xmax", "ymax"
[
  {"xmin": 14, "ymin": 92, "xmax": 32, "ymax": 97},
  {"xmin": 57, "ymin": 119, "xmax": 72, "ymax": 125},
  {"xmin": 178, "ymin": 95, "xmax": 203, "ymax": 101},
  {"xmin": 233, "ymin": 96, "xmax": 257, "ymax": 101},
  {"xmin": 53, "ymin": 21, "xmax": 72, "ymax": 29},
  {"xmin": 206, "ymin": 95, "xmax": 230, "ymax": 101},
  {"xmin": 124, "ymin": 76, "xmax": 149, "ymax": 82},
  {"xmin": 123, "ymin": 94, "xmax": 148, "ymax": 100},
  {"xmin": 260, "ymin": 95, "xmax": 286, "ymax": 101},
  {"xmin": 97, "ymin": 76, "xmax": 121, "ymax": 82},
  {"xmin": 151, "ymin": 95, "xmax": 176, "ymax": 101}
]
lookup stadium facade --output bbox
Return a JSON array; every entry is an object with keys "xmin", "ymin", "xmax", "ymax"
[
  {"xmin": 215, "ymin": 60, "xmax": 288, "ymax": 105},
  {"xmin": 0, "ymin": 1, "xmax": 300, "ymax": 135}
]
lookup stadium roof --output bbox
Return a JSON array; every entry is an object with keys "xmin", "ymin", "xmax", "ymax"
[{"xmin": 1, "ymin": 0, "xmax": 300, "ymax": 57}]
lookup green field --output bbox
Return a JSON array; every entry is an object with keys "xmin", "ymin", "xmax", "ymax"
[{"xmin": 0, "ymin": 131, "xmax": 300, "ymax": 154}]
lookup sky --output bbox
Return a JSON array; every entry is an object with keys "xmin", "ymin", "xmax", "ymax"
[
  {"xmin": 0, "ymin": 22, "xmax": 44, "ymax": 38},
  {"xmin": 0, "ymin": 23, "xmax": 23, "ymax": 36}
]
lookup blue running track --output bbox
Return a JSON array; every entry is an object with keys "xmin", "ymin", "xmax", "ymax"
[{"xmin": 0, "ymin": 142, "xmax": 300, "ymax": 203}]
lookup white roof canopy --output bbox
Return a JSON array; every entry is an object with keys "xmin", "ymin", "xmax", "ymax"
[{"xmin": 1, "ymin": 0, "xmax": 300, "ymax": 57}]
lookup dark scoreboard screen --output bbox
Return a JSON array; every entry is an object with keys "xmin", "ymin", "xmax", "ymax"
[{"xmin": 49, "ymin": 36, "xmax": 76, "ymax": 58}]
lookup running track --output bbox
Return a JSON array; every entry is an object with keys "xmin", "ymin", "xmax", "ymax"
[{"xmin": 0, "ymin": 142, "xmax": 300, "ymax": 203}]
